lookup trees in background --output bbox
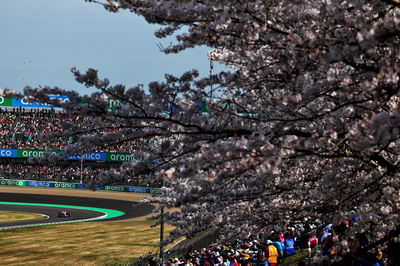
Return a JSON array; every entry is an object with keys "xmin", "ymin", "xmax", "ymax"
[{"xmin": 7, "ymin": 0, "xmax": 400, "ymax": 260}]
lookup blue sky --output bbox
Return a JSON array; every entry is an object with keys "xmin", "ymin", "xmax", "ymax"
[{"xmin": 0, "ymin": 0, "xmax": 218, "ymax": 96}]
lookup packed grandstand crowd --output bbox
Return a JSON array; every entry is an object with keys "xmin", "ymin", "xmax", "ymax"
[
  {"xmin": 0, "ymin": 160, "xmax": 101, "ymax": 182},
  {"xmin": 0, "ymin": 160, "xmax": 162, "ymax": 187},
  {"xmin": 0, "ymin": 108, "xmax": 161, "ymax": 187},
  {"xmin": 0, "ymin": 107, "xmax": 148, "ymax": 152}
]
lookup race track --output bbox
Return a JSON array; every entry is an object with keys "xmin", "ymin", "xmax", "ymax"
[{"xmin": 0, "ymin": 192, "xmax": 154, "ymax": 230}]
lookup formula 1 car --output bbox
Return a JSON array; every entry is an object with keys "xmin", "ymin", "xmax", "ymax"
[{"xmin": 57, "ymin": 210, "xmax": 71, "ymax": 218}]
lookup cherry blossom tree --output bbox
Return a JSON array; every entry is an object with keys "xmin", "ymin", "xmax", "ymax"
[{"xmin": 6, "ymin": 0, "xmax": 400, "ymax": 262}]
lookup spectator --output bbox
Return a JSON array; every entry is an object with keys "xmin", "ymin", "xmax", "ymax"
[
  {"xmin": 271, "ymin": 234, "xmax": 284, "ymax": 261},
  {"xmin": 264, "ymin": 240, "xmax": 279, "ymax": 266},
  {"xmin": 322, "ymin": 229, "xmax": 336, "ymax": 256},
  {"xmin": 283, "ymin": 232, "xmax": 295, "ymax": 256}
]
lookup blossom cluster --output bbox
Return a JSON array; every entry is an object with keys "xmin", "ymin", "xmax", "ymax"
[{"xmin": 8, "ymin": 0, "xmax": 400, "ymax": 260}]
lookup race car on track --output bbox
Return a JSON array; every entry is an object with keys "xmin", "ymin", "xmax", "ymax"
[{"xmin": 57, "ymin": 210, "xmax": 71, "ymax": 218}]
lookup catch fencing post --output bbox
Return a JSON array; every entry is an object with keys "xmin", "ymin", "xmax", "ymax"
[{"xmin": 159, "ymin": 205, "xmax": 164, "ymax": 262}]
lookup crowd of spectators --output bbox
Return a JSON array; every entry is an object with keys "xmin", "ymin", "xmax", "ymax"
[
  {"xmin": 155, "ymin": 220, "xmax": 385, "ymax": 266},
  {"xmin": 0, "ymin": 160, "xmax": 162, "ymax": 187},
  {"xmin": 0, "ymin": 108, "xmax": 163, "ymax": 186},
  {"xmin": 0, "ymin": 160, "xmax": 100, "ymax": 183},
  {"xmin": 0, "ymin": 108, "xmax": 153, "ymax": 153},
  {"xmin": 0, "ymin": 108, "xmax": 83, "ymax": 150},
  {"xmin": 159, "ymin": 232, "xmax": 297, "ymax": 265}
]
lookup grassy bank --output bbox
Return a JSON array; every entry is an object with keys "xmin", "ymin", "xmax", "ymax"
[
  {"xmin": 0, "ymin": 219, "xmax": 173, "ymax": 265},
  {"xmin": 0, "ymin": 210, "xmax": 46, "ymax": 223},
  {"xmin": 0, "ymin": 187, "xmax": 171, "ymax": 265}
]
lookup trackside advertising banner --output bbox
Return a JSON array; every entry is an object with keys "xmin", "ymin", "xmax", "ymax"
[
  {"xmin": 0, "ymin": 179, "xmax": 161, "ymax": 194},
  {"xmin": 0, "ymin": 96, "xmax": 70, "ymax": 108},
  {"xmin": 12, "ymin": 96, "xmax": 70, "ymax": 107},
  {"xmin": 0, "ymin": 96, "xmax": 123, "ymax": 110},
  {"xmin": 0, "ymin": 148, "xmax": 143, "ymax": 162},
  {"xmin": 0, "ymin": 96, "xmax": 208, "ymax": 112},
  {"xmin": 0, "ymin": 97, "xmax": 12, "ymax": 106}
]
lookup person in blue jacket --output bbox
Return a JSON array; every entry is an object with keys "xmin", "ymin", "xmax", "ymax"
[
  {"xmin": 283, "ymin": 231, "xmax": 295, "ymax": 256},
  {"xmin": 271, "ymin": 234, "xmax": 284, "ymax": 260}
]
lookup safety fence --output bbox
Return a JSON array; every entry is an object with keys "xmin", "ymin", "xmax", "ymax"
[{"xmin": 0, "ymin": 179, "xmax": 161, "ymax": 194}]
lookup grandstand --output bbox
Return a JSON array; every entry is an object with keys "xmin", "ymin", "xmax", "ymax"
[{"xmin": 0, "ymin": 97, "xmax": 161, "ymax": 187}]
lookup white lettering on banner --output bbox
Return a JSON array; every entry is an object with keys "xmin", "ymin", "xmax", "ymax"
[
  {"xmin": 22, "ymin": 150, "xmax": 57, "ymax": 158},
  {"xmin": 9, "ymin": 180, "xmax": 19, "ymax": 186},
  {"xmin": 127, "ymin": 187, "xmax": 147, "ymax": 193},
  {"xmin": 108, "ymin": 100, "xmax": 118, "ymax": 108},
  {"xmin": 0, "ymin": 150, "xmax": 12, "ymax": 157},
  {"xmin": 48, "ymin": 96, "xmax": 70, "ymax": 104},
  {"xmin": 70, "ymin": 153, "xmax": 102, "ymax": 160},
  {"xmin": 110, "ymin": 154, "xmax": 136, "ymax": 162},
  {"xmin": 21, "ymin": 98, "xmax": 49, "ymax": 106},
  {"xmin": 149, "ymin": 188, "xmax": 162, "ymax": 194},
  {"xmin": 28, "ymin": 181, "xmax": 50, "ymax": 187},
  {"xmin": 104, "ymin": 186, "xmax": 125, "ymax": 191},
  {"xmin": 54, "ymin": 183, "xmax": 75, "ymax": 188},
  {"xmin": 20, "ymin": 98, "xmax": 33, "ymax": 105},
  {"xmin": 22, "ymin": 150, "xmax": 43, "ymax": 157},
  {"xmin": 83, "ymin": 153, "xmax": 100, "ymax": 160},
  {"xmin": 0, "ymin": 97, "xmax": 4, "ymax": 104},
  {"xmin": 0, "ymin": 179, "xmax": 156, "ymax": 194}
]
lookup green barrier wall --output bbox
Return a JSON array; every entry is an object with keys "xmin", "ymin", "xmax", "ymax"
[{"xmin": 0, "ymin": 179, "xmax": 161, "ymax": 194}]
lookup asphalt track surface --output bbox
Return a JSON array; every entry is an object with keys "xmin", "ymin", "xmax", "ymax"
[{"xmin": 0, "ymin": 192, "xmax": 154, "ymax": 229}]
